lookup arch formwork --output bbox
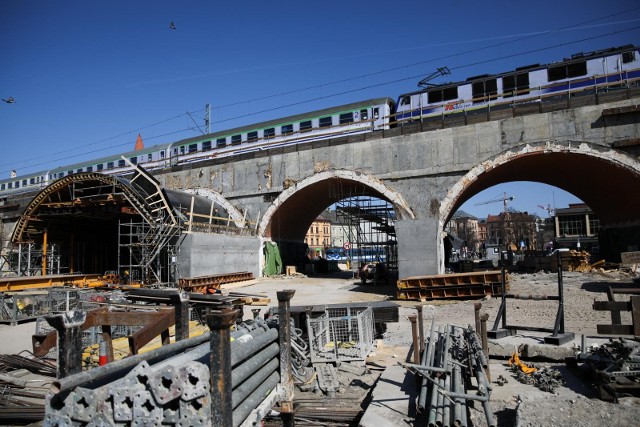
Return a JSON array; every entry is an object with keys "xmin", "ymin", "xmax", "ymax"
[{"xmin": 439, "ymin": 140, "xmax": 640, "ymax": 273}]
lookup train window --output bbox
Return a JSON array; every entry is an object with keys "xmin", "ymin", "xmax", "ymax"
[
  {"xmin": 567, "ymin": 61, "xmax": 587, "ymax": 78},
  {"xmin": 548, "ymin": 65, "xmax": 565, "ymax": 82},
  {"xmin": 247, "ymin": 131, "xmax": 258, "ymax": 142},
  {"xmin": 472, "ymin": 79, "xmax": 498, "ymax": 101},
  {"xmin": 180, "ymin": 146, "xmax": 186, "ymax": 154},
  {"xmin": 622, "ymin": 50, "xmax": 636, "ymax": 64},
  {"xmin": 503, "ymin": 72, "xmax": 530, "ymax": 97},
  {"xmin": 216, "ymin": 137, "xmax": 227, "ymax": 147},
  {"xmin": 97, "ymin": 164, "xmax": 103, "ymax": 171},
  {"xmin": 231, "ymin": 135, "xmax": 242, "ymax": 145},
  {"xmin": 400, "ymin": 96, "xmax": 411, "ymax": 106},
  {"xmin": 7, "ymin": 182, "xmax": 12, "ymax": 189},
  {"xmin": 373, "ymin": 108, "xmax": 379, "ymax": 119},
  {"xmin": 118, "ymin": 159, "xmax": 125, "ymax": 168},
  {"xmin": 300, "ymin": 120, "xmax": 312, "ymax": 132},
  {"xmin": 130, "ymin": 157, "xmax": 137, "ymax": 165},
  {"xmin": 68, "ymin": 170, "xmax": 73, "ymax": 175},
  {"xmin": 30, "ymin": 178, "xmax": 35, "ymax": 184},
  {"xmin": 188, "ymin": 144, "xmax": 198, "ymax": 153},
  {"xmin": 86, "ymin": 166, "xmax": 93, "ymax": 172},
  {"xmin": 428, "ymin": 90, "xmax": 442, "ymax": 103},
  {"xmin": 14, "ymin": 182, "xmax": 18, "ymax": 188},
  {"xmin": 339, "ymin": 112, "xmax": 354, "ymax": 124},
  {"xmin": 148, "ymin": 153, "xmax": 153, "ymax": 161},
  {"xmin": 160, "ymin": 150, "xmax": 165, "ymax": 159},
  {"xmin": 442, "ymin": 87, "xmax": 458, "ymax": 101},
  {"xmin": 319, "ymin": 116, "xmax": 332, "ymax": 128},
  {"xmin": 360, "ymin": 109, "xmax": 368, "ymax": 120},
  {"xmin": 107, "ymin": 162, "xmax": 114, "ymax": 169},
  {"xmin": 281, "ymin": 124, "xmax": 293, "ymax": 135},
  {"xmin": 264, "ymin": 128, "xmax": 275, "ymax": 138},
  {"xmin": 77, "ymin": 168, "xmax": 83, "ymax": 173},
  {"xmin": 0, "ymin": 184, "xmax": 4, "ymax": 190},
  {"xmin": 22, "ymin": 179, "xmax": 27, "ymax": 186},
  {"xmin": 202, "ymin": 141, "xmax": 212, "ymax": 151}
]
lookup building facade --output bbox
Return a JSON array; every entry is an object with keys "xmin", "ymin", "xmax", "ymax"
[
  {"xmin": 554, "ymin": 203, "xmax": 600, "ymax": 252},
  {"xmin": 305, "ymin": 215, "xmax": 331, "ymax": 258}
]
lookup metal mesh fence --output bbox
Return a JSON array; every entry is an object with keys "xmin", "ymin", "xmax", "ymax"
[{"xmin": 307, "ymin": 306, "xmax": 374, "ymax": 363}]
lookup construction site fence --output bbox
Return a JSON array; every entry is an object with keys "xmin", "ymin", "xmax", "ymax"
[{"xmin": 307, "ymin": 306, "xmax": 375, "ymax": 364}]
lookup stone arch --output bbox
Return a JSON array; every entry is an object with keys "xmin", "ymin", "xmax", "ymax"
[
  {"xmin": 258, "ymin": 169, "xmax": 415, "ymax": 240},
  {"xmin": 438, "ymin": 140, "xmax": 640, "ymax": 272}
]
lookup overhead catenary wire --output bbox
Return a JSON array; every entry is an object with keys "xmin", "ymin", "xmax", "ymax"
[{"xmin": 5, "ymin": 15, "xmax": 640, "ymax": 176}]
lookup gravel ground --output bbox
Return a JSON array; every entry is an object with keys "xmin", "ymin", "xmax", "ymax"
[
  {"xmin": 233, "ymin": 268, "xmax": 640, "ymax": 426},
  {"xmin": 1, "ymin": 268, "xmax": 638, "ymax": 426}
]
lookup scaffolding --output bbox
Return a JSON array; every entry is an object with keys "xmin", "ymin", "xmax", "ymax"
[
  {"xmin": 0, "ymin": 241, "xmax": 62, "ymax": 277},
  {"xmin": 335, "ymin": 195, "xmax": 398, "ymax": 276}
]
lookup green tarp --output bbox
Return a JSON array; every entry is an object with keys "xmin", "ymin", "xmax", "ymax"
[{"xmin": 263, "ymin": 241, "xmax": 283, "ymax": 276}]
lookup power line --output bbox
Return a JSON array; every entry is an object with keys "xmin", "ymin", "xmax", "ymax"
[{"xmin": 6, "ymin": 10, "xmax": 640, "ymax": 174}]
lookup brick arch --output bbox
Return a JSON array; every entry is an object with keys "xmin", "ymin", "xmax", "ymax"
[
  {"xmin": 438, "ymin": 140, "xmax": 640, "ymax": 272},
  {"xmin": 259, "ymin": 169, "xmax": 414, "ymax": 241}
]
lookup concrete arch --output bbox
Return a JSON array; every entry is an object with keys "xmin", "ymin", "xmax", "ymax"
[
  {"xmin": 182, "ymin": 188, "xmax": 246, "ymax": 227},
  {"xmin": 258, "ymin": 169, "xmax": 415, "ymax": 240},
  {"xmin": 438, "ymin": 140, "xmax": 640, "ymax": 271}
]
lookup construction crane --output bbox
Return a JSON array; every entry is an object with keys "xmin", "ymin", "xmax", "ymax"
[
  {"xmin": 538, "ymin": 204, "xmax": 555, "ymax": 216},
  {"xmin": 474, "ymin": 192, "xmax": 515, "ymax": 213}
]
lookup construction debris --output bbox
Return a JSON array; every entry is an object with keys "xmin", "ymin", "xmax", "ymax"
[{"xmin": 568, "ymin": 338, "xmax": 640, "ymax": 402}]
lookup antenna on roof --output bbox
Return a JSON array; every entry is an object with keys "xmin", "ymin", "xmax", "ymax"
[{"xmin": 418, "ymin": 67, "xmax": 451, "ymax": 88}]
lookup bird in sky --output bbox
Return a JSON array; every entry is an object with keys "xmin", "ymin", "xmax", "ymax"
[
  {"xmin": 2, "ymin": 97, "xmax": 15, "ymax": 104},
  {"xmin": 169, "ymin": 21, "xmax": 176, "ymax": 30}
]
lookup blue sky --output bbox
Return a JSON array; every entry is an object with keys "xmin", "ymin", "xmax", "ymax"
[{"xmin": 1, "ymin": 1, "xmax": 639, "ymax": 218}]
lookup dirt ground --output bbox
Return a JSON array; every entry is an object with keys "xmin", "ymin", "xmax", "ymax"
[{"xmin": 230, "ymin": 268, "xmax": 640, "ymax": 426}]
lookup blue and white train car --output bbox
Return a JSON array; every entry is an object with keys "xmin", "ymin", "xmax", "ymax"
[{"xmin": 395, "ymin": 45, "xmax": 640, "ymax": 122}]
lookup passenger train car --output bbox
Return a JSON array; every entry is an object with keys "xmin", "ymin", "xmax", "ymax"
[
  {"xmin": 395, "ymin": 45, "xmax": 640, "ymax": 122},
  {"xmin": 1, "ymin": 45, "xmax": 639, "ymax": 197}
]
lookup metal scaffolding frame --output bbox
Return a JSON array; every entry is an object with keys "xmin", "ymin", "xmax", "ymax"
[
  {"xmin": 335, "ymin": 195, "xmax": 397, "ymax": 273},
  {"xmin": 0, "ymin": 241, "xmax": 62, "ymax": 277}
]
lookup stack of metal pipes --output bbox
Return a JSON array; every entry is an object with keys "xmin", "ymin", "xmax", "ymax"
[
  {"xmin": 43, "ymin": 318, "xmax": 280, "ymax": 427},
  {"xmin": 412, "ymin": 322, "xmax": 495, "ymax": 427}
]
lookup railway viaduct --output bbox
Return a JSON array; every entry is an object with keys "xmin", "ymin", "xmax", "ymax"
[{"xmin": 2, "ymin": 94, "xmax": 640, "ymax": 280}]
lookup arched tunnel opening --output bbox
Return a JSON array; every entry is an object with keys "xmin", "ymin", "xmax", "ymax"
[
  {"xmin": 443, "ymin": 149, "xmax": 640, "ymax": 268},
  {"xmin": 8, "ymin": 170, "xmax": 234, "ymax": 283},
  {"xmin": 262, "ymin": 173, "xmax": 409, "ymax": 282}
]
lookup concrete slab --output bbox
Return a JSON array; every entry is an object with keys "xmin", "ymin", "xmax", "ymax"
[{"xmin": 359, "ymin": 365, "xmax": 417, "ymax": 427}]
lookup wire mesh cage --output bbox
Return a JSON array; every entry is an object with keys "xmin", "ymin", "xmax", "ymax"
[{"xmin": 307, "ymin": 306, "xmax": 375, "ymax": 363}]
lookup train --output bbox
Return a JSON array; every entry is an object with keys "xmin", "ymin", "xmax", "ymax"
[{"xmin": 2, "ymin": 44, "xmax": 639, "ymax": 197}]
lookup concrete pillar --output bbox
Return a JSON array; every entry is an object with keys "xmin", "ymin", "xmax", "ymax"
[{"xmin": 396, "ymin": 218, "xmax": 440, "ymax": 277}]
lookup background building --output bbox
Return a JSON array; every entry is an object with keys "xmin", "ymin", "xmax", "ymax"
[
  {"xmin": 305, "ymin": 215, "xmax": 331, "ymax": 258},
  {"xmin": 554, "ymin": 203, "xmax": 600, "ymax": 253}
]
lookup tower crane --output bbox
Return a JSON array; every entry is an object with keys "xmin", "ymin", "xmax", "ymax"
[
  {"xmin": 538, "ymin": 204, "xmax": 555, "ymax": 216},
  {"xmin": 474, "ymin": 192, "xmax": 515, "ymax": 213}
]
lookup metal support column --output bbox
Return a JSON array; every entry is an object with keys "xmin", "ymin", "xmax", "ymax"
[
  {"xmin": 45, "ymin": 310, "xmax": 87, "ymax": 378},
  {"xmin": 277, "ymin": 290, "xmax": 295, "ymax": 402},
  {"xmin": 207, "ymin": 308, "xmax": 239, "ymax": 427},
  {"xmin": 416, "ymin": 305, "xmax": 425, "ymax": 353}
]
